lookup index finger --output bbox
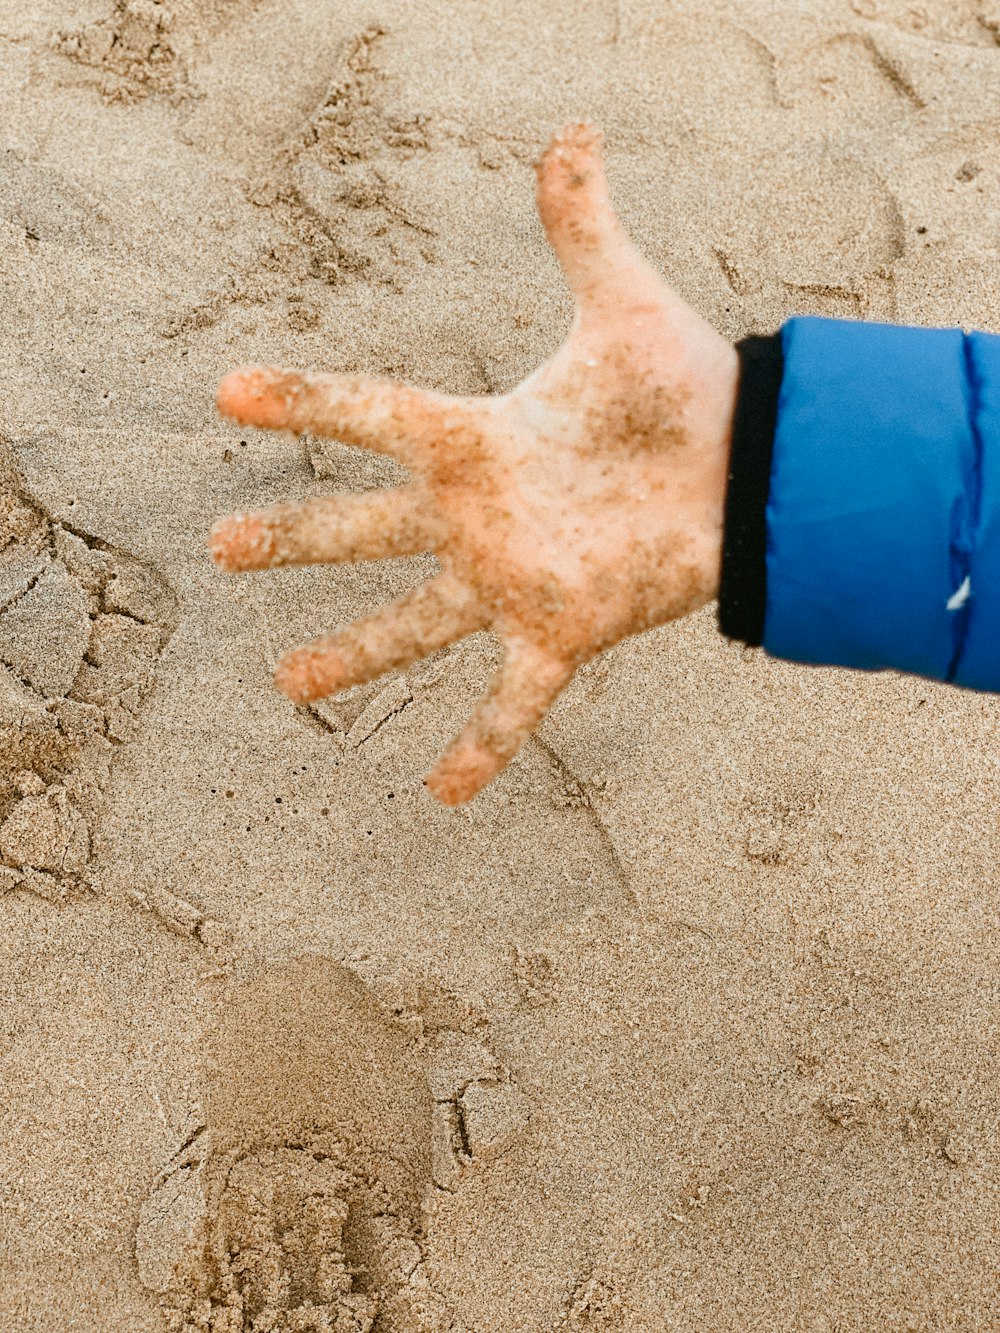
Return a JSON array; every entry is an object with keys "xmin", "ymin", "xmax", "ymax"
[{"xmin": 217, "ymin": 366, "xmax": 465, "ymax": 471}]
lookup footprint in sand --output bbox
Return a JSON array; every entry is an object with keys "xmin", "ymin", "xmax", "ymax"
[
  {"xmin": 135, "ymin": 956, "xmax": 528, "ymax": 1331},
  {"xmin": 0, "ymin": 439, "xmax": 177, "ymax": 903},
  {"xmin": 51, "ymin": 0, "xmax": 261, "ymax": 105},
  {"xmin": 52, "ymin": 0, "xmax": 186, "ymax": 102},
  {"xmin": 777, "ymin": 31, "xmax": 925, "ymax": 122},
  {"xmin": 711, "ymin": 147, "xmax": 904, "ymax": 323},
  {"xmin": 254, "ymin": 24, "xmax": 437, "ymax": 296},
  {"xmin": 152, "ymin": 25, "xmax": 441, "ymax": 342},
  {"xmin": 849, "ymin": 0, "xmax": 1000, "ymax": 48}
]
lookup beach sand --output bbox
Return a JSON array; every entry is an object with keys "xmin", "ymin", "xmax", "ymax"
[{"xmin": 2, "ymin": 1, "xmax": 1000, "ymax": 1328}]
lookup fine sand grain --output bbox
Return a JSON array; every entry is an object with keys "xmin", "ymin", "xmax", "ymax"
[{"xmin": 2, "ymin": 1, "xmax": 1000, "ymax": 1329}]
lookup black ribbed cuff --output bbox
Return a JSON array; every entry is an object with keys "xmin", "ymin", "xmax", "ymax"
[{"xmin": 717, "ymin": 333, "xmax": 784, "ymax": 647}]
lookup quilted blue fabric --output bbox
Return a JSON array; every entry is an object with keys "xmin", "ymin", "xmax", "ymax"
[{"xmin": 763, "ymin": 316, "xmax": 999, "ymax": 690}]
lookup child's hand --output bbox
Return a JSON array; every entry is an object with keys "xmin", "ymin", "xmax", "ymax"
[{"xmin": 211, "ymin": 123, "xmax": 739, "ymax": 805}]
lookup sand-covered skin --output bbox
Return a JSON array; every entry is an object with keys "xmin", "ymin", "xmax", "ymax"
[{"xmin": 2, "ymin": 1, "xmax": 1000, "ymax": 1328}]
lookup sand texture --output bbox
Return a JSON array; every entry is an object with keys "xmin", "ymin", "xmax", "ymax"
[{"xmin": 2, "ymin": 1, "xmax": 1000, "ymax": 1328}]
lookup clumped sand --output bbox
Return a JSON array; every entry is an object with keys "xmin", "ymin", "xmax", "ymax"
[{"xmin": 2, "ymin": 1, "xmax": 1000, "ymax": 1329}]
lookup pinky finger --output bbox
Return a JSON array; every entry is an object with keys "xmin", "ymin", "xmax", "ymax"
[{"xmin": 424, "ymin": 639, "xmax": 574, "ymax": 806}]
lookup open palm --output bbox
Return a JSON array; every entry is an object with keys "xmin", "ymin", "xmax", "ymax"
[{"xmin": 211, "ymin": 123, "xmax": 738, "ymax": 805}]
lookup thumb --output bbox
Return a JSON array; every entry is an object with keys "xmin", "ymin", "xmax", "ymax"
[{"xmin": 535, "ymin": 122, "xmax": 656, "ymax": 305}]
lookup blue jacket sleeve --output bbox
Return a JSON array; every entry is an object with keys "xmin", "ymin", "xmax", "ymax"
[{"xmin": 762, "ymin": 316, "xmax": 1000, "ymax": 692}]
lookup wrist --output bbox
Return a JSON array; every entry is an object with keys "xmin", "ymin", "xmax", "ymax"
[{"xmin": 690, "ymin": 339, "xmax": 740, "ymax": 603}]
